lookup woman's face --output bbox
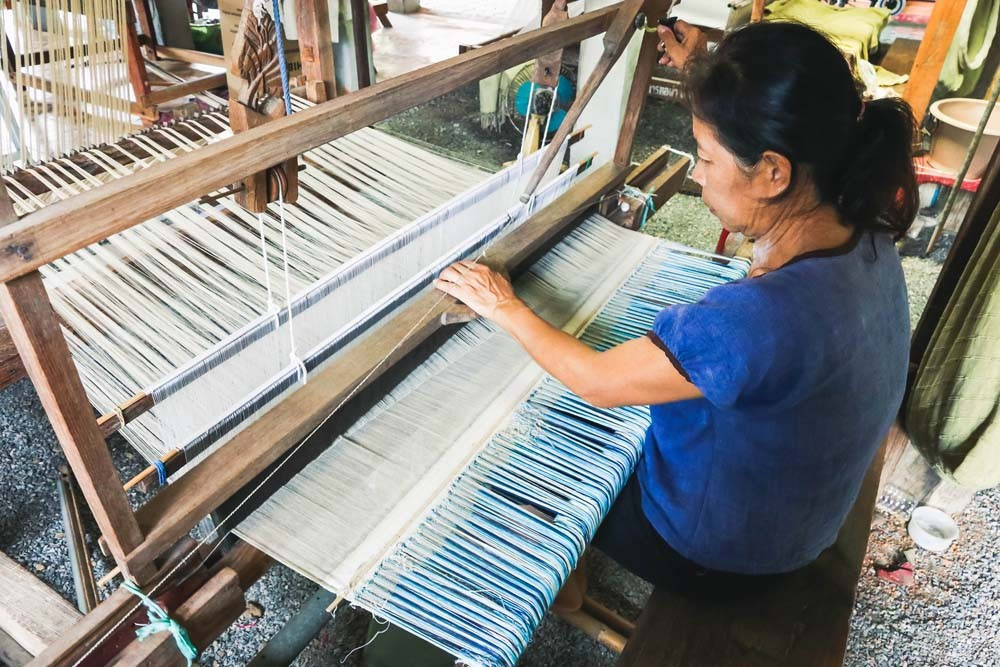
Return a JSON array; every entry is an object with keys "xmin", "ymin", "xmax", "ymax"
[{"xmin": 690, "ymin": 116, "xmax": 789, "ymax": 238}]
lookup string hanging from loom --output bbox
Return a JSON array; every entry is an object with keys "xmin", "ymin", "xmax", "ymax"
[{"xmin": 121, "ymin": 581, "xmax": 198, "ymax": 666}]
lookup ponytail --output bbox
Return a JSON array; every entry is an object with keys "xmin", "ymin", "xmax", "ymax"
[{"xmin": 836, "ymin": 97, "xmax": 919, "ymax": 239}]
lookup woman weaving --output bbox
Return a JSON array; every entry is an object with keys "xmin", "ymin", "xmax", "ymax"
[{"xmin": 436, "ymin": 21, "xmax": 916, "ymax": 598}]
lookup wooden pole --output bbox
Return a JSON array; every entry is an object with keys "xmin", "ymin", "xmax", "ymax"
[
  {"xmin": 296, "ymin": 0, "xmax": 337, "ymax": 102},
  {"xmin": 0, "ymin": 272, "xmax": 154, "ymax": 584},
  {"xmin": 903, "ymin": 0, "xmax": 968, "ymax": 126},
  {"xmin": 124, "ymin": 0, "xmax": 154, "ymax": 119},
  {"xmin": 349, "ymin": 0, "xmax": 372, "ymax": 89},
  {"xmin": 751, "ymin": 0, "xmax": 766, "ymax": 22},
  {"xmin": 521, "ymin": 0, "xmax": 645, "ymax": 200},
  {"xmin": 0, "ymin": 4, "xmax": 620, "ymax": 283},
  {"xmin": 144, "ymin": 73, "xmax": 226, "ymax": 106},
  {"xmin": 131, "ymin": 0, "xmax": 159, "ymax": 60},
  {"xmin": 0, "ymin": 183, "xmax": 151, "ymax": 583},
  {"xmin": 614, "ymin": 0, "xmax": 670, "ymax": 166}
]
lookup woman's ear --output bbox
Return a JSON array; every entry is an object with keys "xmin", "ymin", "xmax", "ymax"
[{"xmin": 756, "ymin": 150, "xmax": 793, "ymax": 198}]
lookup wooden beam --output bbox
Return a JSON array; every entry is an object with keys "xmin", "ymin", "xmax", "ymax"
[
  {"xmin": 614, "ymin": 0, "xmax": 670, "ymax": 166},
  {"xmin": 522, "ymin": 0, "xmax": 644, "ymax": 198},
  {"xmin": 0, "ymin": 3, "xmax": 620, "ymax": 283},
  {"xmin": 903, "ymin": 0, "xmax": 968, "ymax": 126},
  {"xmin": 297, "ymin": 0, "xmax": 337, "ymax": 102},
  {"xmin": 0, "ymin": 552, "xmax": 81, "ymax": 656},
  {"xmin": 145, "ymin": 73, "xmax": 227, "ymax": 106},
  {"xmin": 0, "ymin": 184, "xmax": 151, "ymax": 581},
  {"xmin": 0, "ymin": 627, "xmax": 33, "ymax": 667},
  {"xmin": 27, "ymin": 587, "xmax": 136, "ymax": 667},
  {"xmin": 607, "ymin": 154, "xmax": 689, "ymax": 229},
  {"xmin": 0, "ymin": 273, "xmax": 153, "ymax": 583},
  {"xmin": 122, "ymin": 161, "xmax": 630, "ymax": 573},
  {"xmin": 154, "ymin": 46, "xmax": 226, "ymax": 68}
]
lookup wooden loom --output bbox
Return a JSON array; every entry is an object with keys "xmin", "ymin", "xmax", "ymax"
[{"xmin": 0, "ymin": 0, "xmax": 690, "ymax": 662}]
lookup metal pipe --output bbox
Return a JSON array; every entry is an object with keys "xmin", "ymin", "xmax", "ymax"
[
  {"xmin": 56, "ymin": 466, "xmax": 99, "ymax": 613},
  {"xmin": 247, "ymin": 587, "xmax": 338, "ymax": 666}
]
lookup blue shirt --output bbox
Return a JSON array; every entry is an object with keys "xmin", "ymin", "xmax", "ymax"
[{"xmin": 641, "ymin": 231, "xmax": 909, "ymax": 574}]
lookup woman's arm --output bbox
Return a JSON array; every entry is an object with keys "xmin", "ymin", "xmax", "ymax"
[{"xmin": 435, "ymin": 261, "xmax": 702, "ymax": 408}]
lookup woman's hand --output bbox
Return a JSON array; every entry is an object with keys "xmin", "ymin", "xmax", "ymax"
[
  {"xmin": 658, "ymin": 20, "xmax": 707, "ymax": 68},
  {"xmin": 435, "ymin": 261, "xmax": 524, "ymax": 324}
]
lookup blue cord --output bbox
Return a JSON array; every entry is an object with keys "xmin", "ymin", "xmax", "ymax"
[
  {"xmin": 271, "ymin": 0, "xmax": 293, "ymax": 115},
  {"xmin": 153, "ymin": 459, "xmax": 167, "ymax": 486}
]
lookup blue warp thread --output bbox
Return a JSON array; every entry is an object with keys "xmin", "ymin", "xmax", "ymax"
[{"xmin": 271, "ymin": 0, "xmax": 293, "ymax": 116}]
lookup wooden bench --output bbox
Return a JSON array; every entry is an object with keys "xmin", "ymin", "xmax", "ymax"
[{"xmin": 617, "ymin": 430, "xmax": 898, "ymax": 666}]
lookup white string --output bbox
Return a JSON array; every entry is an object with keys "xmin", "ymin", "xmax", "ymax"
[
  {"xmin": 341, "ymin": 615, "xmax": 390, "ymax": 664},
  {"xmin": 256, "ymin": 212, "xmax": 278, "ymax": 316},
  {"xmin": 540, "ymin": 89, "xmax": 559, "ymax": 151},
  {"xmin": 276, "ymin": 178, "xmax": 307, "ymax": 384},
  {"xmin": 666, "ymin": 147, "xmax": 697, "ymax": 178}
]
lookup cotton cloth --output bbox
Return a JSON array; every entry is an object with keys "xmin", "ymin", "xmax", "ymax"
[{"xmin": 641, "ymin": 231, "xmax": 909, "ymax": 574}]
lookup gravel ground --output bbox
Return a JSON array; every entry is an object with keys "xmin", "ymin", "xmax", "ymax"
[{"xmin": 1, "ymin": 86, "xmax": 996, "ymax": 667}]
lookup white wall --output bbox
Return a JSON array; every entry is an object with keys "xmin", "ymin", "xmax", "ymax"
[{"xmin": 569, "ymin": 0, "xmax": 644, "ymax": 168}]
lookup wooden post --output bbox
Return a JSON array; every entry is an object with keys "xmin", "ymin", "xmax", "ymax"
[
  {"xmin": 0, "ymin": 275, "xmax": 153, "ymax": 584},
  {"xmin": 614, "ymin": 0, "xmax": 669, "ymax": 166},
  {"xmin": 131, "ymin": 0, "xmax": 159, "ymax": 60},
  {"xmin": 227, "ymin": 0, "xmax": 299, "ymax": 211},
  {"xmin": 751, "ymin": 0, "xmax": 766, "ymax": 22},
  {"xmin": 296, "ymin": 0, "xmax": 337, "ymax": 102},
  {"xmin": 349, "ymin": 0, "xmax": 373, "ymax": 88},
  {"xmin": 0, "ymin": 551, "xmax": 81, "ymax": 658},
  {"xmin": 903, "ymin": 0, "xmax": 968, "ymax": 126},
  {"xmin": 124, "ymin": 0, "xmax": 154, "ymax": 121},
  {"xmin": 523, "ymin": 0, "xmax": 646, "ymax": 198},
  {"xmin": 0, "ymin": 184, "xmax": 152, "ymax": 585}
]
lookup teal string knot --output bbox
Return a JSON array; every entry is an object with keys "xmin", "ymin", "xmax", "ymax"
[{"xmin": 123, "ymin": 581, "xmax": 198, "ymax": 666}]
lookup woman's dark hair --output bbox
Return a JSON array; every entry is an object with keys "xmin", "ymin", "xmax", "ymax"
[{"xmin": 683, "ymin": 21, "xmax": 918, "ymax": 238}]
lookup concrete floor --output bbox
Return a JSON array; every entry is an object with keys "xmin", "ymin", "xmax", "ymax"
[{"xmin": 372, "ymin": 0, "xmax": 525, "ymax": 81}]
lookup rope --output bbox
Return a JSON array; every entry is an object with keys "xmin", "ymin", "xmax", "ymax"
[
  {"xmin": 153, "ymin": 459, "xmax": 168, "ymax": 486},
  {"xmin": 276, "ymin": 180, "xmax": 307, "ymax": 384},
  {"xmin": 121, "ymin": 581, "xmax": 198, "ymax": 666},
  {"xmin": 271, "ymin": 0, "xmax": 294, "ymax": 116}
]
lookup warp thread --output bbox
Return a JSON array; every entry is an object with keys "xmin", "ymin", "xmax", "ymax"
[{"xmin": 122, "ymin": 581, "xmax": 198, "ymax": 666}]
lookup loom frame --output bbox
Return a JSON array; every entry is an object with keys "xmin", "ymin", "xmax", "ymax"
[{"xmin": 0, "ymin": 0, "xmax": 676, "ymax": 662}]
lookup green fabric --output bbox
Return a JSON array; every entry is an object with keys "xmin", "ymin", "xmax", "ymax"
[
  {"xmin": 939, "ymin": 0, "xmax": 1000, "ymax": 95},
  {"xmin": 907, "ymin": 203, "xmax": 1000, "ymax": 489},
  {"xmin": 875, "ymin": 64, "xmax": 909, "ymax": 87},
  {"xmin": 764, "ymin": 0, "xmax": 890, "ymax": 62}
]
